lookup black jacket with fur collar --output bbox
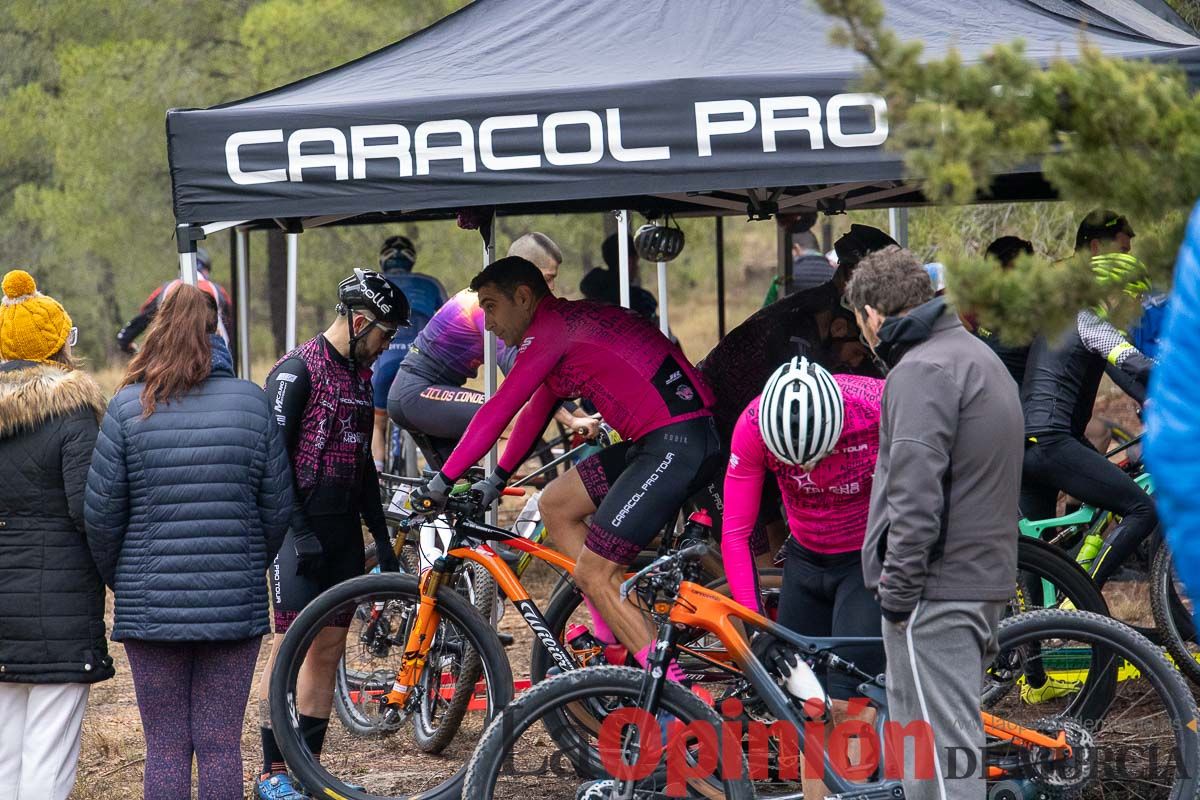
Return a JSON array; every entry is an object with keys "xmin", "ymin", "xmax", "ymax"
[{"xmin": 0, "ymin": 360, "xmax": 114, "ymax": 684}]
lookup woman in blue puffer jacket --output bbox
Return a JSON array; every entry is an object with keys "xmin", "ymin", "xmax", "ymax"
[
  {"xmin": 85, "ymin": 284, "xmax": 293, "ymax": 800},
  {"xmin": 1146, "ymin": 201, "xmax": 1200, "ymax": 620}
]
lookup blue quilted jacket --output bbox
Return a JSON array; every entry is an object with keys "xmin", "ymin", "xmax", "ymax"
[
  {"xmin": 85, "ymin": 347, "xmax": 292, "ymax": 641},
  {"xmin": 1146, "ymin": 201, "xmax": 1200, "ymax": 614}
]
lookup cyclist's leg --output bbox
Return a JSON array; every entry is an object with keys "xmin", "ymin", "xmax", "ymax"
[
  {"xmin": 541, "ymin": 442, "xmax": 635, "ymax": 645},
  {"xmin": 775, "ymin": 540, "xmax": 881, "ymax": 799},
  {"xmin": 575, "ymin": 417, "xmax": 721, "ymax": 672},
  {"xmin": 370, "ymin": 351, "xmax": 402, "ymax": 470},
  {"xmin": 1024, "ymin": 435, "xmax": 1156, "ymax": 585},
  {"xmin": 387, "ymin": 368, "xmax": 483, "ymax": 470}
]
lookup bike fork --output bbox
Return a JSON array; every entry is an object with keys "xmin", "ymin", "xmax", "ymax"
[{"xmin": 383, "ymin": 557, "xmax": 450, "ymax": 708}]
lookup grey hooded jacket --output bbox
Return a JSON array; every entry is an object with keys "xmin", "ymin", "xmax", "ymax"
[{"xmin": 861, "ymin": 299, "xmax": 1024, "ymax": 618}]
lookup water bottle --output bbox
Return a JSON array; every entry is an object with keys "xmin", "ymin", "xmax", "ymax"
[
  {"xmin": 1077, "ymin": 533, "xmax": 1105, "ymax": 571},
  {"xmin": 775, "ymin": 649, "xmax": 831, "ymax": 721},
  {"xmin": 565, "ymin": 623, "xmax": 605, "ymax": 667}
]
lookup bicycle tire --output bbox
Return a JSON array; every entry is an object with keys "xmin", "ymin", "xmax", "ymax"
[
  {"xmin": 332, "ymin": 540, "xmax": 417, "ymax": 736},
  {"xmin": 270, "ymin": 573, "xmax": 514, "ymax": 800},
  {"xmin": 1014, "ymin": 536, "xmax": 1109, "ymax": 616},
  {"xmin": 411, "ymin": 559, "xmax": 498, "ymax": 753},
  {"xmin": 1151, "ymin": 542, "xmax": 1200, "ymax": 687},
  {"xmin": 988, "ymin": 609, "xmax": 1200, "ymax": 800},
  {"xmin": 462, "ymin": 665, "xmax": 754, "ymax": 800}
]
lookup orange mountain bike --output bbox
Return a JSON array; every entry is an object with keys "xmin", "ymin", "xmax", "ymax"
[
  {"xmin": 267, "ymin": 486, "xmax": 717, "ymax": 800},
  {"xmin": 465, "ymin": 544, "xmax": 1200, "ymax": 800}
]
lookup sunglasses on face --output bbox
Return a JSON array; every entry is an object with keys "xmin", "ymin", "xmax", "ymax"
[{"xmin": 67, "ymin": 327, "xmax": 78, "ymax": 347}]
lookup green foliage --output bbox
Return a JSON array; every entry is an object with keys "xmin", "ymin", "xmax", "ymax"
[{"xmin": 815, "ymin": 0, "xmax": 1200, "ymax": 337}]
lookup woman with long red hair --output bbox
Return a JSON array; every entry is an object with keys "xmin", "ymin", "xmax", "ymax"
[{"xmin": 85, "ymin": 283, "xmax": 294, "ymax": 800}]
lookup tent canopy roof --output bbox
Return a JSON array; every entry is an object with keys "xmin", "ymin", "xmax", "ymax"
[{"xmin": 168, "ymin": 0, "xmax": 1200, "ymax": 229}]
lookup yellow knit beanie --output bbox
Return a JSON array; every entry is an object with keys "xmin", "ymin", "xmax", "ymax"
[{"xmin": 0, "ymin": 270, "xmax": 73, "ymax": 363}]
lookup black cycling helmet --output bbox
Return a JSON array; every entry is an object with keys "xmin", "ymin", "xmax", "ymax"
[
  {"xmin": 634, "ymin": 221, "xmax": 685, "ymax": 263},
  {"xmin": 379, "ymin": 235, "xmax": 417, "ymax": 273},
  {"xmin": 337, "ymin": 268, "xmax": 411, "ymax": 328}
]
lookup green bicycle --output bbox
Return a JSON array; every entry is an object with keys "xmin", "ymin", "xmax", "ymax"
[{"xmin": 1018, "ymin": 433, "xmax": 1200, "ymax": 684}]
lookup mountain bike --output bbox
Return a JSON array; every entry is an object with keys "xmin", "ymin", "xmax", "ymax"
[
  {"xmin": 1018, "ymin": 433, "xmax": 1197, "ymax": 681},
  {"xmin": 269, "ymin": 477, "xmax": 707, "ymax": 800},
  {"xmin": 464, "ymin": 544, "xmax": 1200, "ymax": 800}
]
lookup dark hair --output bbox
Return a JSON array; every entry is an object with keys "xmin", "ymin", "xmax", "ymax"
[
  {"xmin": 843, "ymin": 246, "xmax": 933, "ymax": 317},
  {"xmin": 1075, "ymin": 209, "xmax": 1134, "ymax": 251},
  {"xmin": 601, "ymin": 233, "xmax": 637, "ymax": 270},
  {"xmin": 121, "ymin": 284, "xmax": 218, "ymax": 417},
  {"xmin": 985, "ymin": 236, "xmax": 1034, "ymax": 268},
  {"xmin": 834, "ymin": 224, "xmax": 898, "ymax": 270},
  {"xmin": 469, "ymin": 256, "xmax": 550, "ymax": 300}
]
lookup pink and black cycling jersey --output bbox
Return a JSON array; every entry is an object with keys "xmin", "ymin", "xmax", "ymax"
[
  {"xmin": 721, "ymin": 374, "xmax": 883, "ymax": 612},
  {"xmin": 441, "ymin": 296, "xmax": 714, "ymax": 480},
  {"xmin": 407, "ymin": 288, "xmax": 513, "ymax": 384}
]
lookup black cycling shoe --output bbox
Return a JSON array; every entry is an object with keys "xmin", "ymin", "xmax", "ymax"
[{"xmin": 497, "ymin": 632, "xmax": 514, "ymax": 647}]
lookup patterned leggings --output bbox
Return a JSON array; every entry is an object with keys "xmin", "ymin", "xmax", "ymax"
[{"xmin": 123, "ymin": 638, "xmax": 261, "ymax": 800}]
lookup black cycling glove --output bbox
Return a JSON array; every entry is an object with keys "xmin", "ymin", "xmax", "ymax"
[
  {"xmin": 293, "ymin": 530, "xmax": 324, "ymax": 578},
  {"xmin": 371, "ymin": 529, "xmax": 401, "ymax": 573},
  {"xmin": 410, "ymin": 472, "xmax": 452, "ymax": 514},
  {"xmin": 469, "ymin": 471, "xmax": 507, "ymax": 510}
]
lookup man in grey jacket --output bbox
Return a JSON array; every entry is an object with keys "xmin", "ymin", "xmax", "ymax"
[{"xmin": 845, "ymin": 247, "xmax": 1023, "ymax": 800}]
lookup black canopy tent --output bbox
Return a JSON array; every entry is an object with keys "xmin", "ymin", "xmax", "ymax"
[
  {"xmin": 164, "ymin": 0, "xmax": 1200, "ymax": 379},
  {"xmin": 166, "ymin": 0, "xmax": 1200, "ymax": 230}
]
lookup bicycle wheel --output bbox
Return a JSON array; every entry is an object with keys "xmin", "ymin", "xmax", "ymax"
[
  {"xmin": 270, "ymin": 573, "xmax": 514, "ymax": 800},
  {"xmin": 1013, "ymin": 536, "xmax": 1109, "ymax": 616},
  {"xmin": 411, "ymin": 559, "xmax": 498, "ymax": 753},
  {"xmin": 1151, "ymin": 542, "xmax": 1200, "ymax": 686},
  {"xmin": 462, "ymin": 665, "xmax": 754, "ymax": 799},
  {"xmin": 983, "ymin": 609, "xmax": 1200, "ymax": 799}
]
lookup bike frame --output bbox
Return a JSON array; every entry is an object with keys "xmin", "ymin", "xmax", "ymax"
[
  {"xmin": 634, "ymin": 578, "xmax": 1072, "ymax": 796},
  {"xmin": 383, "ymin": 514, "xmax": 588, "ymax": 707}
]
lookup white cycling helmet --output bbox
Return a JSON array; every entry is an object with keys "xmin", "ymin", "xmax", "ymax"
[{"xmin": 758, "ymin": 357, "xmax": 845, "ymax": 468}]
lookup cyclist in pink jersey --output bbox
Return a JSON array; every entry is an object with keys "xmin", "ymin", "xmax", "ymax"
[
  {"xmin": 725, "ymin": 357, "xmax": 885, "ymax": 800},
  {"xmin": 412, "ymin": 256, "xmax": 721, "ymax": 677}
]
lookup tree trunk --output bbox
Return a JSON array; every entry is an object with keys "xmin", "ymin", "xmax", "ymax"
[
  {"xmin": 97, "ymin": 256, "xmax": 125, "ymax": 362},
  {"xmin": 267, "ymin": 229, "xmax": 287, "ymax": 356}
]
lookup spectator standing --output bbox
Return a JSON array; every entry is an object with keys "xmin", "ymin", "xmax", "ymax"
[
  {"xmin": 846, "ymin": 247, "xmax": 1023, "ymax": 800},
  {"xmin": 85, "ymin": 285, "xmax": 293, "ymax": 800},
  {"xmin": 115, "ymin": 247, "xmax": 234, "ymax": 353},
  {"xmin": 0, "ymin": 270, "xmax": 113, "ymax": 800},
  {"xmin": 580, "ymin": 232, "xmax": 660, "ymax": 321}
]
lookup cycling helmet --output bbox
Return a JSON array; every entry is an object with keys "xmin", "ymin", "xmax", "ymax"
[
  {"xmin": 337, "ymin": 268, "xmax": 411, "ymax": 327},
  {"xmin": 1091, "ymin": 252, "xmax": 1152, "ymax": 298},
  {"xmin": 379, "ymin": 235, "xmax": 417, "ymax": 273},
  {"xmin": 758, "ymin": 357, "xmax": 844, "ymax": 468},
  {"xmin": 634, "ymin": 221, "xmax": 685, "ymax": 263}
]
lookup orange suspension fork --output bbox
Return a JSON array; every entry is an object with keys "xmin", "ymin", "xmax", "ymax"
[{"xmin": 383, "ymin": 567, "xmax": 447, "ymax": 707}]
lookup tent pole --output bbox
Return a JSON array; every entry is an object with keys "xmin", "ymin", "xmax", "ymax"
[
  {"xmin": 888, "ymin": 207, "xmax": 910, "ymax": 247},
  {"xmin": 176, "ymin": 223, "xmax": 201, "ymax": 286},
  {"xmin": 482, "ymin": 212, "xmax": 498, "ymax": 525},
  {"xmin": 716, "ymin": 217, "xmax": 726, "ymax": 338},
  {"xmin": 617, "ymin": 210, "xmax": 631, "ymax": 308},
  {"xmin": 285, "ymin": 231, "xmax": 298, "ymax": 351},
  {"xmin": 657, "ymin": 260, "xmax": 669, "ymax": 336},
  {"xmin": 235, "ymin": 228, "xmax": 251, "ymax": 379}
]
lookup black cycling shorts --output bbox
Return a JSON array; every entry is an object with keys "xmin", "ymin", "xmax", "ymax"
[
  {"xmin": 270, "ymin": 515, "xmax": 367, "ymax": 633},
  {"xmin": 576, "ymin": 416, "xmax": 721, "ymax": 566},
  {"xmin": 387, "ymin": 365, "xmax": 484, "ymax": 468},
  {"xmin": 688, "ymin": 466, "xmax": 783, "ymax": 556},
  {"xmin": 776, "ymin": 537, "xmax": 883, "ymax": 700}
]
